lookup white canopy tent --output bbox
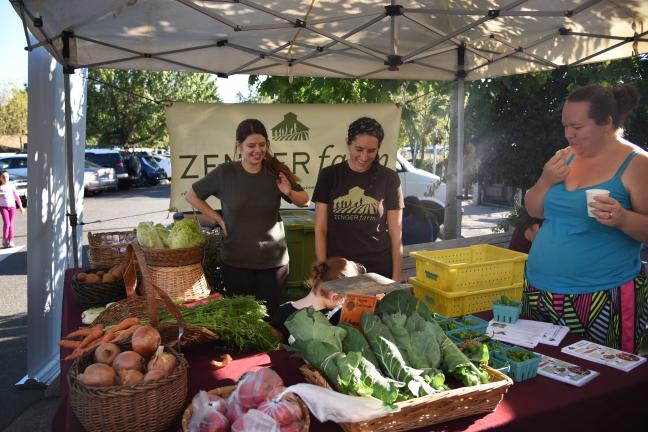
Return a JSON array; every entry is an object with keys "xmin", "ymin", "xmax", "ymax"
[{"xmin": 10, "ymin": 0, "xmax": 647, "ymax": 385}]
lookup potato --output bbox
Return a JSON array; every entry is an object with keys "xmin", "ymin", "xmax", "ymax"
[
  {"xmin": 76, "ymin": 273, "xmax": 88, "ymax": 282},
  {"xmin": 96, "ymin": 270, "xmax": 105, "ymax": 277},
  {"xmin": 84, "ymin": 273, "xmax": 101, "ymax": 283},
  {"xmin": 102, "ymin": 273, "xmax": 116, "ymax": 283},
  {"xmin": 110, "ymin": 264, "xmax": 124, "ymax": 279}
]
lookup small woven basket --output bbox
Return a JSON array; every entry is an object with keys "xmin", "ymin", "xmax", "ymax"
[
  {"xmin": 87, "ymin": 230, "xmax": 136, "ymax": 269},
  {"xmin": 148, "ymin": 262, "xmax": 210, "ymax": 302},
  {"xmin": 71, "ymin": 271, "xmax": 127, "ymax": 309},
  {"xmin": 180, "ymin": 386, "xmax": 310, "ymax": 432},
  {"xmin": 300, "ymin": 364, "xmax": 512, "ymax": 432},
  {"xmin": 142, "ymin": 244, "xmax": 205, "ymax": 267},
  {"xmin": 68, "ymin": 341, "xmax": 188, "ymax": 432}
]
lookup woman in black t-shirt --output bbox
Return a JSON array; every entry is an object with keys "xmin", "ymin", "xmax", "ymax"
[{"xmin": 312, "ymin": 117, "xmax": 404, "ymax": 281}]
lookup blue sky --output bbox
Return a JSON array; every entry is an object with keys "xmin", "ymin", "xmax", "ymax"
[{"xmin": 0, "ymin": 2, "xmax": 248, "ymax": 101}]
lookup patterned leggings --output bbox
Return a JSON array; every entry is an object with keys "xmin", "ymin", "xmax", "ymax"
[{"xmin": 523, "ymin": 265, "xmax": 648, "ymax": 353}]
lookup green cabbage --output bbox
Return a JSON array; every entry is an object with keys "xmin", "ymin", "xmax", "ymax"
[
  {"xmin": 168, "ymin": 219, "xmax": 205, "ymax": 249},
  {"xmin": 136, "ymin": 221, "xmax": 166, "ymax": 249}
]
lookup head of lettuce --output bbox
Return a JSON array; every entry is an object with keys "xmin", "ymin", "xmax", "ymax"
[{"xmin": 137, "ymin": 219, "xmax": 205, "ymax": 249}]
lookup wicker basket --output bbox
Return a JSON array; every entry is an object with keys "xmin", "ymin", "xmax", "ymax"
[
  {"xmin": 300, "ymin": 364, "xmax": 512, "ymax": 432},
  {"xmin": 68, "ymin": 341, "xmax": 188, "ymax": 432},
  {"xmin": 87, "ymin": 230, "xmax": 136, "ymax": 269},
  {"xmin": 180, "ymin": 385, "xmax": 310, "ymax": 432},
  {"xmin": 93, "ymin": 294, "xmax": 218, "ymax": 348},
  {"xmin": 148, "ymin": 262, "xmax": 210, "ymax": 302},
  {"xmin": 71, "ymin": 271, "xmax": 127, "ymax": 308},
  {"xmin": 142, "ymin": 244, "xmax": 205, "ymax": 267}
]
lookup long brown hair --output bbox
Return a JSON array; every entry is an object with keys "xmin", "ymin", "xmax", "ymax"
[
  {"xmin": 234, "ymin": 119, "xmax": 300, "ymax": 184},
  {"xmin": 308, "ymin": 257, "xmax": 366, "ymax": 296}
]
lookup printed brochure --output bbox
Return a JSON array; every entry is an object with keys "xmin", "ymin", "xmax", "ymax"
[
  {"xmin": 561, "ymin": 340, "xmax": 646, "ymax": 372},
  {"xmin": 537, "ymin": 355, "xmax": 599, "ymax": 386}
]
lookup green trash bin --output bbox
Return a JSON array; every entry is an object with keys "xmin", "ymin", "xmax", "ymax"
[{"xmin": 280, "ymin": 209, "xmax": 316, "ymax": 300}]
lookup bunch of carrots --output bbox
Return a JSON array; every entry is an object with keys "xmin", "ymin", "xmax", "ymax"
[{"xmin": 59, "ymin": 317, "xmax": 141, "ymax": 361}]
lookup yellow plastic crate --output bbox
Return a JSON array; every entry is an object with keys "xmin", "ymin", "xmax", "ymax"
[
  {"xmin": 410, "ymin": 277, "xmax": 523, "ymax": 318},
  {"xmin": 409, "ymin": 245, "xmax": 527, "ymax": 292}
]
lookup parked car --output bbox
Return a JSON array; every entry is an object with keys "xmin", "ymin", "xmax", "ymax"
[
  {"xmin": 151, "ymin": 155, "xmax": 171, "ymax": 179},
  {"xmin": 84, "ymin": 160, "xmax": 118, "ymax": 195},
  {"xmin": 85, "ymin": 149, "xmax": 130, "ymax": 188},
  {"xmin": 0, "ymin": 154, "xmax": 28, "ymax": 177},
  {"xmin": 138, "ymin": 154, "xmax": 167, "ymax": 185},
  {"xmin": 10, "ymin": 173, "xmax": 28, "ymax": 207}
]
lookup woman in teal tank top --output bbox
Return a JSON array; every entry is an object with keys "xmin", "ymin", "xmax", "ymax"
[{"xmin": 523, "ymin": 84, "xmax": 648, "ymax": 353}]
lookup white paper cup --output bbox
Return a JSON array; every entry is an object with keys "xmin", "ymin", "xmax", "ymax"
[{"xmin": 585, "ymin": 189, "xmax": 610, "ymax": 217}]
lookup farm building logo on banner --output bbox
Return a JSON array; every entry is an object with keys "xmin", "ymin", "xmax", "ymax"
[{"xmin": 166, "ymin": 103, "xmax": 402, "ymax": 212}]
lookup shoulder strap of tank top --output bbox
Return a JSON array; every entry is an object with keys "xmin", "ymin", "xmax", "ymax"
[{"xmin": 613, "ymin": 150, "xmax": 638, "ymax": 178}]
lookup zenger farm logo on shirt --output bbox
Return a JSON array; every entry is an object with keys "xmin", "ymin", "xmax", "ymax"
[
  {"xmin": 332, "ymin": 186, "xmax": 379, "ymax": 221},
  {"xmin": 272, "ymin": 112, "xmax": 310, "ymax": 141}
]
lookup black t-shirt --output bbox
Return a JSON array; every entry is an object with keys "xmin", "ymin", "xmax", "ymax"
[
  {"xmin": 312, "ymin": 161, "xmax": 403, "ymax": 277},
  {"xmin": 272, "ymin": 302, "xmax": 341, "ymax": 341}
]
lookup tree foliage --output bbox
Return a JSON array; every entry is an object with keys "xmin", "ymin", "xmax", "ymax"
[
  {"xmin": 250, "ymin": 76, "xmax": 452, "ymax": 168},
  {"xmin": 87, "ymin": 69, "xmax": 219, "ymax": 148},
  {"xmin": 465, "ymin": 57, "xmax": 648, "ymax": 191},
  {"xmin": 0, "ymin": 85, "xmax": 28, "ymax": 136}
]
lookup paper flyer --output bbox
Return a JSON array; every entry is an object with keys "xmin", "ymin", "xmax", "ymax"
[
  {"xmin": 537, "ymin": 355, "xmax": 599, "ymax": 386},
  {"xmin": 561, "ymin": 340, "xmax": 647, "ymax": 372}
]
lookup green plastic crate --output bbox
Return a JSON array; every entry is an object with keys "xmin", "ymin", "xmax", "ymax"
[{"xmin": 280, "ymin": 209, "xmax": 316, "ymax": 288}]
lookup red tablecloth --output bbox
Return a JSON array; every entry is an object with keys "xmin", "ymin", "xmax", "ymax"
[{"xmin": 53, "ymin": 268, "xmax": 648, "ymax": 431}]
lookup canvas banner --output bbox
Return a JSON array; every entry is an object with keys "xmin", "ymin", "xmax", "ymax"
[{"xmin": 167, "ymin": 103, "xmax": 402, "ymax": 211}]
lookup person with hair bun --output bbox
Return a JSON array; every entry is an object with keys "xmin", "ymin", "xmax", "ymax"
[
  {"xmin": 524, "ymin": 84, "xmax": 648, "ymax": 352},
  {"xmin": 185, "ymin": 119, "xmax": 309, "ymax": 320},
  {"xmin": 312, "ymin": 117, "xmax": 404, "ymax": 281},
  {"xmin": 272, "ymin": 257, "xmax": 366, "ymax": 340}
]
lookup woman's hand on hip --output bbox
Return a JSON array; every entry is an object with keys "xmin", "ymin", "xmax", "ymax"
[
  {"xmin": 276, "ymin": 172, "xmax": 292, "ymax": 195},
  {"xmin": 590, "ymin": 195, "xmax": 625, "ymax": 227},
  {"xmin": 539, "ymin": 148, "xmax": 571, "ymax": 186}
]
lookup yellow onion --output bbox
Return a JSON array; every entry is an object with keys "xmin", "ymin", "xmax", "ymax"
[
  {"xmin": 78, "ymin": 363, "xmax": 115, "ymax": 387},
  {"xmin": 147, "ymin": 346, "xmax": 177, "ymax": 376},
  {"xmin": 113, "ymin": 350, "xmax": 144, "ymax": 373},
  {"xmin": 131, "ymin": 325, "xmax": 161, "ymax": 358}
]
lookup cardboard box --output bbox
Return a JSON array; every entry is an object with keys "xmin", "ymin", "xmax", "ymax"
[{"xmin": 323, "ymin": 273, "xmax": 410, "ymax": 329}]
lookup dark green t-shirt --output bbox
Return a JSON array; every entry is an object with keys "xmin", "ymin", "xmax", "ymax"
[{"xmin": 192, "ymin": 161, "xmax": 302, "ymax": 269}]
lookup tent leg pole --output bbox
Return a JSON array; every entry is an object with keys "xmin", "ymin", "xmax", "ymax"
[
  {"xmin": 63, "ymin": 71, "xmax": 79, "ymax": 268},
  {"xmin": 456, "ymin": 75, "xmax": 465, "ymax": 237}
]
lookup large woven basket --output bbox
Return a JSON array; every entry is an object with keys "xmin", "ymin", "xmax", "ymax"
[
  {"xmin": 142, "ymin": 244, "xmax": 205, "ymax": 267},
  {"xmin": 300, "ymin": 364, "xmax": 512, "ymax": 432},
  {"xmin": 180, "ymin": 385, "xmax": 310, "ymax": 432},
  {"xmin": 68, "ymin": 340, "xmax": 188, "ymax": 432},
  {"xmin": 148, "ymin": 262, "xmax": 210, "ymax": 302},
  {"xmin": 87, "ymin": 230, "xmax": 136, "ymax": 269}
]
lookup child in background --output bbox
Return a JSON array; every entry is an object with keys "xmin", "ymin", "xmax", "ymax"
[
  {"xmin": 272, "ymin": 257, "xmax": 366, "ymax": 340},
  {"xmin": 402, "ymin": 195, "xmax": 437, "ymax": 245},
  {"xmin": 509, "ymin": 213, "xmax": 543, "ymax": 254},
  {"xmin": 0, "ymin": 170, "xmax": 25, "ymax": 248}
]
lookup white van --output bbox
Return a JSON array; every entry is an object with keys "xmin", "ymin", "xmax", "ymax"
[{"xmin": 395, "ymin": 152, "xmax": 447, "ymax": 226}]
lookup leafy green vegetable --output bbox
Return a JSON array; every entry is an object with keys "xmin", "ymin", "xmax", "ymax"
[
  {"xmin": 136, "ymin": 221, "xmax": 166, "ymax": 248},
  {"xmin": 339, "ymin": 323, "xmax": 380, "ymax": 369},
  {"xmin": 168, "ymin": 218, "xmax": 206, "ymax": 249},
  {"xmin": 452, "ymin": 329, "xmax": 484, "ymax": 341},
  {"xmin": 154, "ymin": 295, "xmax": 279, "ymax": 352},
  {"xmin": 439, "ymin": 336, "xmax": 490, "ymax": 386},
  {"xmin": 360, "ymin": 313, "xmax": 436, "ymax": 398},
  {"xmin": 506, "ymin": 347, "xmax": 536, "ymax": 362},
  {"xmin": 154, "ymin": 223, "xmax": 170, "ymax": 248},
  {"xmin": 404, "ymin": 313, "xmax": 443, "ymax": 370},
  {"xmin": 438, "ymin": 320, "xmax": 460, "ymax": 331},
  {"xmin": 493, "ymin": 296, "xmax": 520, "ymax": 307},
  {"xmin": 375, "ymin": 290, "xmax": 434, "ymax": 322},
  {"xmin": 458, "ymin": 341, "xmax": 490, "ymax": 365},
  {"xmin": 285, "ymin": 309, "xmax": 404, "ymax": 404}
]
